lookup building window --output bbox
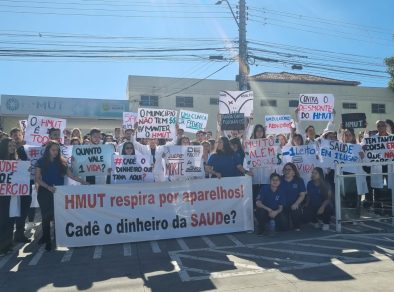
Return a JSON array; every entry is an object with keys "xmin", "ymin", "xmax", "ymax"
[
  {"xmin": 261, "ymin": 99, "xmax": 277, "ymax": 107},
  {"xmin": 176, "ymin": 96, "xmax": 193, "ymax": 108},
  {"xmin": 289, "ymin": 100, "xmax": 299, "ymax": 107},
  {"xmin": 140, "ymin": 95, "xmax": 158, "ymax": 107},
  {"xmin": 210, "ymin": 97, "xmax": 219, "ymax": 105},
  {"xmin": 343, "ymin": 102, "xmax": 357, "ymax": 109},
  {"xmin": 371, "ymin": 103, "xmax": 385, "ymax": 114}
]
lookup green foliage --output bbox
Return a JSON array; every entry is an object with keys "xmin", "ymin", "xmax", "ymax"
[{"xmin": 385, "ymin": 56, "xmax": 394, "ymax": 90}]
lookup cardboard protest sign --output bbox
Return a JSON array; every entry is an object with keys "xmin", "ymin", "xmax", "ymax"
[
  {"xmin": 137, "ymin": 108, "xmax": 177, "ymax": 139},
  {"xmin": 0, "ymin": 160, "xmax": 30, "ymax": 196},
  {"xmin": 341, "ymin": 113, "xmax": 367, "ymax": 129},
  {"xmin": 319, "ymin": 140, "xmax": 361, "ymax": 168},
  {"xmin": 221, "ymin": 113, "xmax": 245, "ymax": 131},
  {"xmin": 178, "ymin": 110, "xmax": 208, "ymax": 133},
  {"xmin": 54, "ymin": 176, "xmax": 253, "ymax": 247},
  {"xmin": 111, "ymin": 153, "xmax": 154, "ymax": 184},
  {"xmin": 25, "ymin": 115, "xmax": 66, "ymax": 145},
  {"xmin": 282, "ymin": 145, "xmax": 319, "ymax": 183},
  {"xmin": 265, "ymin": 115, "xmax": 293, "ymax": 135},
  {"xmin": 363, "ymin": 136, "xmax": 394, "ymax": 162},
  {"xmin": 165, "ymin": 145, "xmax": 204, "ymax": 180},
  {"xmin": 219, "ymin": 91, "xmax": 254, "ymax": 117},
  {"xmin": 19, "ymin": 120, "xmax": 27, "ymax": 132},
  {"xmin": 72, "ymin": 144, "xmax": 113, "ymax": 176},
  {"xmin": 243, "ymin": 138, "xmax": 281, "ymax": 168},
  {"xmin": 298, "ymin": 94, "xmax": 334, "ymax": 121},
  {"xmin": 122, "ymin": 112, "xmax": 138, "ymax": 129}
]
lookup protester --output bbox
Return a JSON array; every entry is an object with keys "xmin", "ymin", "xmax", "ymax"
[
  {"xmin": 71, "ymin": 128, "xmax": 83, "ymax": 143},
  {"xmin": 35, "ymin": 141, "xmax": 88, "ymax": 251},
  {"xmin": 70, "ymin": 137, "xmax": 81, "ymax": 145},
  {"xmin": 281, "ymin": 162, "xmax": 306, "ymax": 231},
  {"xmin": 121, "ymin": 142, "xmax": 135, "ymax": 155},
  {"xmin": 255, "ymin": 173, "xmax": 286, "ymax": 235},
  {"xmin": 85, "ymin": 128, "xmax": 107, "ymax": 184},
  {"xmin": 303, "ymin": 167, "xmax": 333, "ymax": 230},
  {"xmin": 386, "ymin": 119, "xmax": 394, "ymax": 134}
]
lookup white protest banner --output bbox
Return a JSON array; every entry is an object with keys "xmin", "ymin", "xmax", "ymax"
[
  {"xmin": 72, "ymin": 144, "xmax": 113, "ymax": 176},
  {"xmin": 265, "ymin": 115, "xmax": 293, "ymax": 135},
  {"xmin": 219, "ymin": 91, "xmax": 254, "ymax": 117},
  {"xmin": 19, "ymin": 120, "xmax": 27, "ymax": 132},
  {"xmin": 298, "ymin": 94, "xmax": 334, "ymax": 121},
  {"xmin": 363, "ymin": 136, "xmax": 394, "ymax": 162},
  {"xmin": 178, "ymin": 110, "xmax": 208, "ymax": 134},
  {"xmin": 54, "ymin": 176, "xmax": 253, "ymax": 247},
  {"xmin": 111, "ymin": 153, "xmax": 154, "ymax": 184},
  {"xmin": 243, "ymin": 138, "xmax": 281, "ymax": 168},
  {"xmin": 282, "ymin": 145, "xmax": 319, "ymax": 183},
  {"xmin": 165, "ymin": 145, "xmax": 204, "ymax": 180},
  {"xmin": 320, "ymin": 140, "xmax": 361, "ymax": 168},
  {"xmin": 25, "ymin": 115, "xmax": 67, "ymax": 145},
  {"xmin": 137, "ymin": 108, "xmax": 177, "ymax": 139},
  {"xmin": 0, "ymin": 160, "xmax": 30, "ymax": 196},
  {"xmin": 122, "ymin": 112, "xmax": 138, "ymax": 129}
]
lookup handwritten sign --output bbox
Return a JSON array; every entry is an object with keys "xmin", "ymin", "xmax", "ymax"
[
  {"xmin": 363, "ymin": 136, "xmax": 394, "ymax": 162},
  {"xmin": 111, "ymin": 153, "xmax": 153, "ymax": 184},
  {"xmin": 165, "ymin": 145, "xmax": 204, "ymax": 180},
  {"xmin": 265, "ymin": 115, "xmax": 293, "ymax": 135},
  {"xmin": 243, "ymin": 138, "xmax": 281, "ymax": 168},
  {"xmin": 137, "ymin": 108, "xmax": 177, "ymax": 139},
  {"xmin": 19, "ymin": 120, "xmax": 27, "ymax": 132},
  {"xmin": 320, "ymin": 140, "xmax": 361, "ymax": 168},
  {"xmin": 0, "ymin": 160, "xmax": 30, "ymax": 196},
  {"xmin": 341, "ymin": 113, "xmax": 367, "ymax": 129},
  {"xmin": 282, "ymin": 145, "xmax": 319, "ymax": 183},
  {"xmin": 298, "ymin": 94, "xmax": 334, "ymax": 121},
  {"xmin": 25, "ymin": 115, "xmax": 66, "ymax": 145},
  {"xmin": 219, "ymin": 91, "xmax": 254, "ymax": 117},
  {"xmin": 221, "ymin": 113, "xmax": 245, "ymax": 131},
  {"xmin": 72, "ymin": 144, "xmax": 113, "ymax": 176},
  {"xmin": 122, "ymin": 112, "xmax": 138, "ymax": 129},
  {"xmin": 178, "ymin": 110, "xmax": 208, "ymax": 133}
]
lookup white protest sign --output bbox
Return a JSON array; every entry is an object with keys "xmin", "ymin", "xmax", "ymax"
[
  {"xmin": 319, "ymin": 139, "xmax": 361, "ymax": 169},
  {"xmin": 298, "ymin": 94, "xmax": 334, "ymax": 121},
  {"xmin": 165, "ymin": 145, "xmax": 204, "ymax": 180},
  {"xmin": 265, "ymin": 115, "xmax": 293, "ymax": 135},
  {"xmin": 122, "ymin": 112, "xmax": 138, "ymax": 129},
  {"xmin": 111, "ymin": 153, "xmax": 154, "ymax": 184},
  {"xmin": 219, "ymin": 91, "xmax": 254, "ymax": 117},
  {"xmin": 72, "ymin": 144, "xmax": 113, "ymax": 176},
  {"xmin": 54, "ymin": 176, "xmax": 253, "ymax": 247},
  {"xmin": 178, "ymin": 110, "xmax": 208, "ymax": 134},
  {"xmin": 137, "ymin": 108, "xmax": 177, "ymax": 139},
  {"xmin": 243, "ymin": 138, "xmax": 281, "ymax": 168},
  {"xmin": 19, "ymin": 120, "xmax": 27, "ymax": 132},
  {"xmin": 282, "ymin": 145, "xmax": 319, "ymax": 183},
  {"xmin": 0, "ymin": 160, "xmax": 30, "ymax": 196},
  {"xmin": 25, "ymin": 115, "xmax": 67, "ymax": 145},
  {"xmin": 363, "ymin": 136, "xmax": 394, "ymax": 162}
]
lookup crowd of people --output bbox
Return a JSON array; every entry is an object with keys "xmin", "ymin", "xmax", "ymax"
[{"xmin": 0, "ymin": 113, "xmax": 393, "ymax": 253}]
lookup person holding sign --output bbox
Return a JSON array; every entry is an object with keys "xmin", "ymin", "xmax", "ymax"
[
  {"xmin": 255, "ymin": 173, "xmax": 286, "ymax": 235},
  {"xmin": 35, "ymin": 141, "xmax": 88, "ymax": 251},
  {"xmin": 303, "ymin": 167, "xmax": 333, "ymax": 231},
  {"xmin": 281, "ymin": 162, "xmax": 306, "ymax": 231}
]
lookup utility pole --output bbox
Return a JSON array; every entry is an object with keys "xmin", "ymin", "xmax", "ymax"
[{"xmin": 238, "ymin": 0, "xmax": 248, "ymax": 90}]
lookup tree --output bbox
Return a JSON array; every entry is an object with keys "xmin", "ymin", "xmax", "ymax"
[{"xmin": 385, "ymin": 56, "xmax": 394, "ymax": 90}]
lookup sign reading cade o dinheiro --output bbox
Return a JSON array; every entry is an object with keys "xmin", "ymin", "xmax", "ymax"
[
  {"xmin": 54, "ymin": 176, "xmax": 253, "ymax": 247},
  {"xmin": 298, "ymin": 94, "xmax": 334, "ymax": 121}
]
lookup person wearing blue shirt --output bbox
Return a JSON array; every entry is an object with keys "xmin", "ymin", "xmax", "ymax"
[
  {"xmin": 303, "ymin": 167, "xmax": 333, "ymax": 231},
  {"xmin": 206, "ymin": 137, "xmax": 252, "ymax": 178},
  {"xmin": 35, "ymin": 141, "xmax": 88, "ymax": 251},
  {"xmin": 256, "ymin": 173, "xmax": 286, "ymax": 235},
  {"xmin": 280, "ymin": 162, "xmax": 306, "ymax": 231}
]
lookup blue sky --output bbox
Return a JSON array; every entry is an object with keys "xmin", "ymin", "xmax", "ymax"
[{"xmin": 0, "ymin": 0, "xmax": 393, "ymax": 100}]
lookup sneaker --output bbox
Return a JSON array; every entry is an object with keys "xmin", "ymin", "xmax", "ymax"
[{"xmin": 322, "ymin": 224, "xmax": 330, "ymax": 231}]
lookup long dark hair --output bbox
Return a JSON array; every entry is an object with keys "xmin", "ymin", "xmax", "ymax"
[
  {"xmin": 251, "ymin": 124, "xmax": 266, "ymax": 139},
  {"xmin": 312, "ymin": 167, "xmax": 330, "ymax": 200},
  {"xmin": 283, "ymin": 162, "xmax": 301, "ymax": 179},
  {"xmin": 121, "ymin": 142, "xmax": 135, "ymax": 155},
  {"xmin": 216, "ymin": 136, "xmax": 234, "ymax": 155},
  {"xmin": 230, "ymin": 137, "xmax": 245, "ymax": 157},
  {"xmin": 0, "ymin": 138, "xmax": 18, "ymax": 160},
  {"xmin": 41, "ymin": 140, "xmax": 67, "ymax": 176}
]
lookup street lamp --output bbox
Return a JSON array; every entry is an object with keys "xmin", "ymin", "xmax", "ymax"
[{"xmin": 215, "ymin": 0, "xmax": 239, "ymax": 27}]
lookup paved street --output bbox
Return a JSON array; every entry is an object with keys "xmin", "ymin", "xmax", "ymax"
[{"xmin": 1, "ymin": 221, "xmax": 394, "ymax": 291}]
